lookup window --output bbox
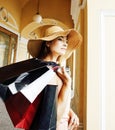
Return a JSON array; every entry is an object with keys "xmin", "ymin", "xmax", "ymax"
[{"xmin": 0, "ymin": 26, "xmax": 18, "ymax": 67}]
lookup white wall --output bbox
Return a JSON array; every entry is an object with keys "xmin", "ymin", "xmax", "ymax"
[{"xmin": 87, "ymin": 0, "xmax": 115, "ymax": 130}]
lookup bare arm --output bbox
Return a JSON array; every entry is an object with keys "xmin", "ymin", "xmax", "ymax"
[
  {"xmin": 56, "ymin": 67, "xmax": 79, "ymax": 129},
  {"xmin": 56, "ymin": 67, "xmax": 72, "ymax": 122}
]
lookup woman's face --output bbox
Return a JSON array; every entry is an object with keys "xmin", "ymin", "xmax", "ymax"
[{"xmin": 48, "ymin": 36, "xmax": 68, "ymax": 56}]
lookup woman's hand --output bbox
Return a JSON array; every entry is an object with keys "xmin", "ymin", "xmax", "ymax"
[
  {"xmin": 68, "ymin": 108, "xmax": 79, "ymax": 130},
  {"xmin": 56, "ymin": 66, "xmax": 71, "ymax": 86}
]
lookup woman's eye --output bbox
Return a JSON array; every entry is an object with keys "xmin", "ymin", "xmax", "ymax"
[
  {"xmin": 57, "ymin": 37, "xmax": 68, "ymax": 43},
  {"xmin": 57, "ymin": 37, "xmax": 63, "ymax": 41}
]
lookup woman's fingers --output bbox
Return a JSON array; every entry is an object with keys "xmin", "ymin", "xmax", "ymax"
[
  {"xmin": 68, "ymin": 116, "xmax": 79, "ymax": 129},
  {"xmin": 56, "ymin": 67, "xmax": 71, "ymax": 83},
  {"xmin": 68, "ymin": 109, "xmax": 79, "ymax": 130}
]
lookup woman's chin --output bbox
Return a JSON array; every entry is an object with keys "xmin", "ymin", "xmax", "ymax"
[{"xmin": 60, "ymin": 51, "xmax": 66, "ymax": 55}]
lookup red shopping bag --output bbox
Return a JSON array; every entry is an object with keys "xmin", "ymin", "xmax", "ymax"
[{"xmin": 5, "ymin": 91, "xmax": 42, "ymax": 129}]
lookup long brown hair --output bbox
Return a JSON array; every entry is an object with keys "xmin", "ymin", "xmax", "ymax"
[{"xmin": 37, "ymin": 41, "xmax": 51, "ymax": 59}]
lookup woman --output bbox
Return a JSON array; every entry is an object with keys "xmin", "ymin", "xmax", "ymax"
[{"xmin": 28, "ymin": 25, "xmax": 82, "ymax": 130}]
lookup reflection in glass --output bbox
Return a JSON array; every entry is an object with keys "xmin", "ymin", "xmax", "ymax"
[{"xmin": 0, "ymin": 30, "xmax": 17, "ymax": 67}]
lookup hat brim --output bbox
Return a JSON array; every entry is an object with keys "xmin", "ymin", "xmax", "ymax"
[{"xmin": 28, "ymin": 29, "xmax": 82, "ymax": 61}]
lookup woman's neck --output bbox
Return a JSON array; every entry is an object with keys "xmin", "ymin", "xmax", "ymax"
[{"xmin": 43, "ymin": 55, "xmax": 59, "ymax": 63}]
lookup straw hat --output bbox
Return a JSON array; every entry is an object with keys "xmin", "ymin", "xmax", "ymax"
[{"xmin": 28, "ymin": 25, "xmax": 82, "ymax": 61}]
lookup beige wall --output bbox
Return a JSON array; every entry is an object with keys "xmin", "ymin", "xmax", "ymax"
[
  {"xmin": 87, "ymin": 0, "xmax": 115, "ymax": 130},
  {"xmin": 0, "ymin": 1, "xmax": 86, "ymax": 130},
  {"xmin": 0, "ymin": 0, "xmax": 29, "ymax": 62},
  {"xmin": 0, "ymin": 0, "xmax": 22, "ymax": 29}
]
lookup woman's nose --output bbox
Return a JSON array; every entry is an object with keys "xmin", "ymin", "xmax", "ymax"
[
  {"xmin": 63, "ymin": 42, "xmax": 68, "ymax": 47},
  {"xmin": 62, "ymin": 37, "xmax": 68, "ymax": 47}
]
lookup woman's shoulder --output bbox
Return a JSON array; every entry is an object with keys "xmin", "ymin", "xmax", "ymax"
[{"xmin": 35, "ymin": 58, "xmax": 59, "ymax": 67}]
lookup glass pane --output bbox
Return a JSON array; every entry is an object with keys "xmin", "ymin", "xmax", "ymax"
[{"xmin": 0, "ymin": 31, "xmax": 10, "ymax": 67}]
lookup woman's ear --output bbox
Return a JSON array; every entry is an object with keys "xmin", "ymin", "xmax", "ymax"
[{"xmin": 46, "ymin": 41, "xmax": 50, "ymax": 47}]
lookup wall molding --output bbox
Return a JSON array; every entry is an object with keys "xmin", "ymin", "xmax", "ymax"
[
  {"xmin": 0, "ymin": 6, "xmax": 18, "ymax": 31},
  {"xmin": 0, "ymin": 22, "xmax": 19, "ymax": 36}
]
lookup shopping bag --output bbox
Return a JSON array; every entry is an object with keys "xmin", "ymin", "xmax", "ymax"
[
  {"xmin": 0, "ymin": 58, "xmax": 45, "ymax": 83},
  {"xmin": 5, "ymin": 90, "xmax": 42, "ymax": 129},
  {"xmin": 0, "ymin": 65, "xmax": 57, "ymax": 129},
  {"xmin": 8, "ymin": 66, "xmax": 56, "ymax": 103},
  {"xmin": 30, "ymin": 85, "xmax": 57, "ymax": 130}
]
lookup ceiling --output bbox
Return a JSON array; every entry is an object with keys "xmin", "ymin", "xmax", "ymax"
[
  {"xmin": 18, "ymin": 0, "xmax": 73, "ymax": 27},
  {"xmin": 18, "ymin": 0, "xmax": 86, "ymax": 29},
  {"xmin": 18, "ymin": 0, "xmax": 75, "ymax": 38},
  {"xmin": 19, "ymin": 0, "xmax": 30, "ymax": 8},
  {"xmin": 0, "ymin": 0, "xmax": 85, "ymax": 38}
]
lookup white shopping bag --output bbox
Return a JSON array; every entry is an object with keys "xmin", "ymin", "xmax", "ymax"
[
  {"xmin": 21, "ymin": 68, "xmax": 55, "ymax": 103},
  {"xmin": 8, "ymin": 67, "xmax": 56, "ymax": 103}
]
